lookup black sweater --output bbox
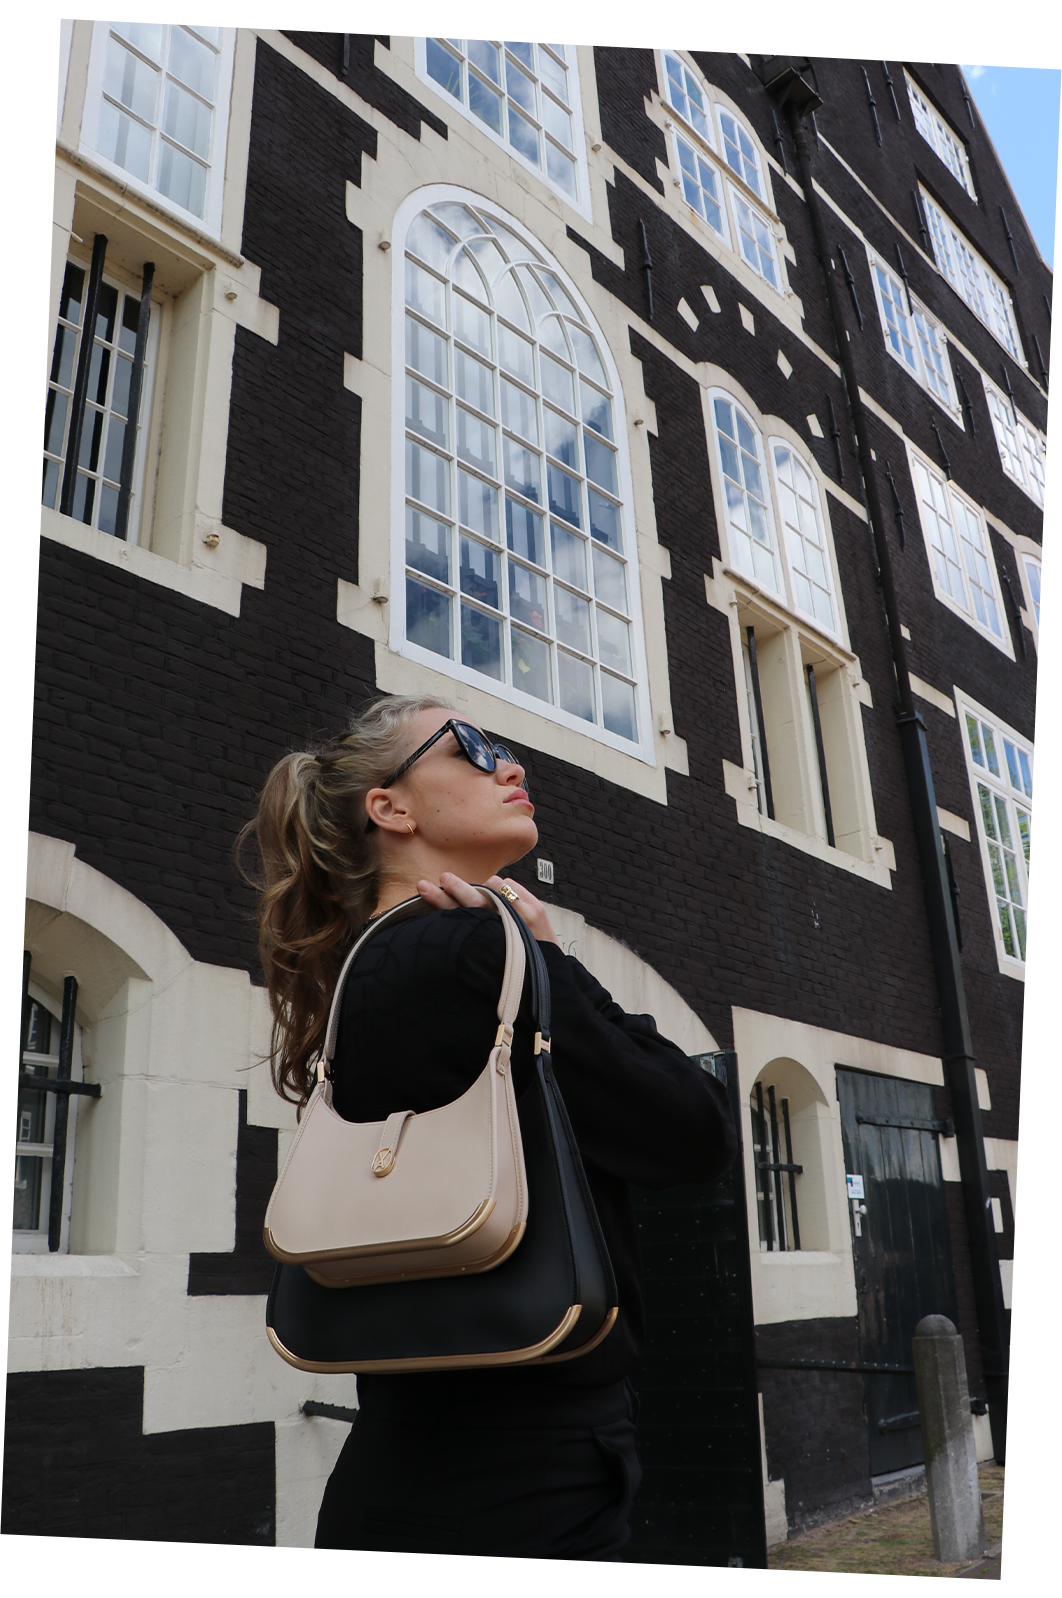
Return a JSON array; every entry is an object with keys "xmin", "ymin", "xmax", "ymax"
[{"xmin": 331, "ymin": 905, "xmax": 737, "ymax": 1414}]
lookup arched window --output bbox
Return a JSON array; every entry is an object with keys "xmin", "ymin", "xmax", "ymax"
[
  {"xmin": 661, "ymin": 54, "xmax": 782, "ymax": 293},
  {"xmin": 398, "ymin": 195, "xmax": 644, "ymax": 745}
]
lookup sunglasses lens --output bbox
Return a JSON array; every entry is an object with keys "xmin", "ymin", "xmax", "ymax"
[{"xmin": 455, "ymin": 723, "xmax": 495, "ymax": 772}]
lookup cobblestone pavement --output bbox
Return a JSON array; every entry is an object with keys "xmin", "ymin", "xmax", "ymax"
[{"xmin": 768, "ymin": 1463, "xmax": 1004, "ymax": 1578}]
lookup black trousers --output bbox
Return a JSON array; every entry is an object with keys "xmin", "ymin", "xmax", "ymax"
[{"xmin": 315, "ymin": 1378, "xmax": 642, "ymax": 1559}]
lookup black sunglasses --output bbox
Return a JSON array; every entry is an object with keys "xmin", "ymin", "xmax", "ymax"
[{"xmin": 365, "ymin": 720, "xmax": 528, "ymax": 832}]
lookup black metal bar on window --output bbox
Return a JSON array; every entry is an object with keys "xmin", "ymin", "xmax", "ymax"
[
  {"xmin": 1000, "ymin": 363, "xmax": 1019, "ymax": 424},
  {"xmin": 114, "ymin": 261, "xmax": 155, "ymax": 544},
  {"xmin": 961, "ymin": 79, "xmax": 976, "ymax": 130},
  {"xmin": 860, "ymin": 67, "xmax": 882, "ymax": 146},
  {"xmin": 769, "ymin": 104, "xmax": 788, "ymax": 175},
  {"xmin": 806, "ymin": 664, "xmax": 835, "ymax": 848},
  {"xmin": 754, "ymin": 1080, "xmax": 775, "ymax": 1251},
  {"xmin": 956, "ymin": 372, "xmax": 976, "ymax": 437},
  {"xmin": 882, "ymin": 62, "xmax": 901, "ymax": 122},
  {"xmin": 911, "ymin": 188, "xmax": 930, "ymax": 251},
  {"xmin": 942, "ymin": 830, "xmax": 965, "ymax": 951},
  {"xmin": 20, "ymin": 950, "xmax": 32, "ymax": 1064},
  {"xmin": 302, "ymin": 1400, "xmax": 358, "ymax": 1422},
  {"xmin": 340, "ymin": 34, "xmax": 350, "ymax": 80},
  {"xmin": 838, "ymin": 247, "xmax": 864, "ymax": 328},
  {"xmin": 894, "ymin": 242, "xmax": 914, "ymax": 317},
  {"xmin": 883, "ymin": 458, "xmax": 906, "ymax": 550},
  {"xmin": 826, "ymin": 393, "xmax": 844, "ymax": 482},
  {"xmin": 745, "ymin": 627, "xmax": 775, "ymax": 821},
  {"xmin": 1032, "ymin": 334, "xmax": 1048, "ymax": 387},
  {"xmin": 18, "ymin": 1075, "xmax": 100, "ymax": 1097},
  {"xmin": 856, "ymin": 1111, "xmax": 955, "ymax": 1134},
  {"xmin": 767, "ymin": 1085, "xmax": 788, "ymax": 1251},
  {"xmin": 999, "ymin": 205, "xmax": 1019, "ymax": 274},
  {"xmin": 930, "ymin": 414, "xmax": 952, "ymax": 478},
  {"xmin": 60, "ymin": 233, "xmax": 108, "ymax": 518},
  {"xmin": 780, "ymin": 1096, "xmax": 801, "ymax": 1251},
  {"xmin": 638, "ymin": 219, "xmax": 654, "ymax": 322},
  {"xmin": 47, "ymin": 975, "xmax": 79, "ymax": 1252},
  {"xmin": 999, "ymin": 568, "xmax": 1027, "ymax": 661}
]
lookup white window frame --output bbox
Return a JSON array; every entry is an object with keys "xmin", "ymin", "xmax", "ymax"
[
  {"xmin": 957, "ymin": 690, "xmax": 1032, "ymax": 979},
  {"xmin": 660, "ymin": 52, "xmax": 784, "ymax": 296},
  {"xmin": 14, "ymin": 984, "xmax": 84, "ymax": 1255},
  {"xmin": 905, "ymin": 72, "xmax": 977, "ymax": 198},
  {"xmin": 80, "ymin": 22, "xmax": 236, "ymax": 238},
  {"xmin": 982, "ymin": 377, "xmax": 1047, "ymax": 507},
  {"xmin": 920, "ymin": 188, "xmax": 1023, "ymax": 364},
  {"xmin": 867, "ymin": 247, "xmax": 961, "ymax": 420},
  {"xmin": 707, "ymin": 389, "xmax": 844, "ymax": 643},
  {"xmin": 391, "ymin": 186, "xmax": 652, "ymax": 762},
  {"xmin": 906, "ymin": 446, "xmax": 1013, "ymax": 657},
  {"xmin": 414, "ymin": 40, "xmax": 591, "ymax": 221}
]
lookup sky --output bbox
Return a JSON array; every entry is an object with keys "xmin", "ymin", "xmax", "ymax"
[{"xmin": 961, "ymin": 64, "xmax": 1061, "ymax": 264}]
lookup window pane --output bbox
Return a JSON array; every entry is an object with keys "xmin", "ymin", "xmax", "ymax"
[
  {"xmin": 509, "ymin": 561, "xmax": 549, "ymax": 632},
  {"xmin": 460, "ymin": 535, "xmax": 501, "ymax": 607},
  {"xmin": 406, "ymin": 507, "xmax": 451, "ymax": 584},
  {"xmin": 506, "ymin": 498, "xmax": 545, "ymax": 565},
  {"xmin": 545, "ymin": 141, "xmax": 577, "ymax": 197},
  {"xmin": 551, "ymin": 522, "xmax": 587, "ymax": 589},
  {"xmin": 588, "ymin": 490, "xmax": 622, "ymax": 551},
  {"xmin": 103, "ymin": 417, "xmax": 126, "ymax": 482},
  {"xmin": 161, "ymin": 81, "xmax": 212, "ymax": 159},
  {"xmin": 453, "ymin": 293, "xmax": 492, "ymax": 357},
  {"xmin": 504, "ymin": 437, "xmax": 541, "ymax": 502},
  {"xmin": 539, "ymin": 351, "xmax": 574, "ymax": 413},
  {"xmin": 601, "ymin": 672, "xmax": 637, "ymax": 741},
  {"xmin": 406, "ymin": 259, "xmax": 447, "ymax": 326},
  {"xmin": 501, "ymin": 378, "xmax": 538, "ymax": 442},
  {"xmin": 59, "ymin": 263, "xmax": 86, "ymax": 326},
  {"xmin": 512, "ymin": 625, "xmax": 553, "ymax": 701},
  {"xmin": 455, "ymin": 349, "xmax": 495, "ymax": 417},
  {"xmin": 406, "ymin": 315, "xmax": 448, "ymax": 385},
  {"xmin": 461, "ymin": 602, "xmax": 503, "ymax": 678},
  {"xmin": 542, "ymin": 93, "xmax": 573, "ymax": 150},
  {"xmin": 406, "ymin": 376, "xmax": 449, "ymax": 448},
  {"xmin": 105, "ymin": 37, "xmax": 159, "ymax": 120},
  {"xmin": 558, "ymin": 650, "xmax": 595, "ymax": 721},
  {"xmin": 406, "ymin": 577, "xmax": 452, "ymax": 657},
  {"xmin": 113, "ymin": 22, "xmax": 165, "ymax": 61},
  {"xmin": 580, "ymin": 381, "xmax": 613, "ymax": 440},
  {"xmin": 98, "ymin": 483, "xmax": 120, "ymax": 535},
  {"xmin": 506, "ymin": 58, "xmax": 537, "ymax": 114},
  {"xmin": 427, "ymin": 39, "xmax": 463, "ymax": 99},
  {"xmin": 507, "ymin": 103, "xmax": 541, "ymax": 165},
  {"xmin": 44, "ymin": 390, "xmax": 69, "ymax": 457},
  {"xmin": 499, "ymin": 325, "xmax": 534, "ymax": 383},
  {"xmin": 467, "ymin": 39, "xmax": 501, "ymax": 85},
  {"xmin": 98, "ymin": 101, "xmax": 153, "ymax": 182},
  {"xmin": 592, "ymin": 544, "xmax": 627, "ymax": 613},
  {"xmin": 554, "ymin": 585, "xmax": 591, "ymax": 652},
  {"xmin": 468, "ymin": 72, "xmax": 503, "ymax": 133},
  {"xmin": 456, "ymin": 406, "xmax": 496, "ymax": 475},
  {"xmin": 538, "ymin": 47, "xmax": 568, "ymax": 104},
  {"xmin": 596, "ymin": 609, "xmax": 632, "ymax": 675},
  {"xmin": 545, "ymin": 407, "xmax": 579, "ymax": 469},
  {"xmin": 458, "ymin": 469, "xmax": 499, "ymax": 539},
  {"xmin": 407, "ymin": 213, "xmax": 455, "ymax": 272},
  {"xmin": 506, "ymin": 42, "xmax": 535, "ymax": 70},
  {"xmin": 167, "ymin": 26, "xmax": 217, "ymax": 100},
  {"xmin": 548, "ymin": 463, "xmax": 582, "ymax": 527},
  {"xmin": 406, "ymin": 438, "xmax": 450, "ymax": 515},
  {"xmin": 584, "ymin": 433, "xmax": 618, "ymax": 494}
]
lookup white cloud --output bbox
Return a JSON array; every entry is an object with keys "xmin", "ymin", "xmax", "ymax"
[{"xmin": 965, "ymin": 64, "xmax": 988, "ymax": 79}]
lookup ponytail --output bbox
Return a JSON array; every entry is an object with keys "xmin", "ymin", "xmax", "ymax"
[{"xmin": 237, "ymin": 693, "xmax": 453, "ymax": 1108}]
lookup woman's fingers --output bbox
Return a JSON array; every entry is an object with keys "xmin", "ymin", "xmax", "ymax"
[{"xmin": 417, "ymin": 874, "xmax": 489, "ymax": 910}]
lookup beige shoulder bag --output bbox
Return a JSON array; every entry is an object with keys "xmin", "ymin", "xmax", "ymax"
[{"xmin": 263, "ymin": 888, "xmax": 528, "ymax": 1288}]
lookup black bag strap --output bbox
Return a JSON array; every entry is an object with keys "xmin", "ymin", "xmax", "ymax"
[{"xmin": 494, "ymin": 892, "xmax": 552, "ymax": 1053}]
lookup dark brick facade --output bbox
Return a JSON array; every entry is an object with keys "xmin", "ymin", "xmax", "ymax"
[
  {"xmin": 26, "ymin": 39, "xmax": 1041, "ymax": 1545},
  {"xmin": 1, "ymin": 1366, "xmax": 274, "ymax": 1542}
]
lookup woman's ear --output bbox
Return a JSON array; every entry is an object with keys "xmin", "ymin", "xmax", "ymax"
[{"xmin": 365, "ymin": 788, "xmax": 413, "ymax": 832}]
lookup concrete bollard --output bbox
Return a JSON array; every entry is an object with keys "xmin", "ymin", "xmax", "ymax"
[{"xmin": 912, "ymin": 1314, "xmax": 985, "ymax": 1563}]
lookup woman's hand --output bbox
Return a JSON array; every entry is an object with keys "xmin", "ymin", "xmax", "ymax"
[{"xmin": 416, "ymin": 872, "xmax": 561, "ymax": 946}]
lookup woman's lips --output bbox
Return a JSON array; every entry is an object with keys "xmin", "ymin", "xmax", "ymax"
[{"xmin": 504, "ymin": 793, "xmax": 534, "ymax": 812}]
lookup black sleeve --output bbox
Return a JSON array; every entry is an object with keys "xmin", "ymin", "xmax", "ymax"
[{"xmin": 538, "ymin": 941, "xmax": 738, "ymax": 1190}]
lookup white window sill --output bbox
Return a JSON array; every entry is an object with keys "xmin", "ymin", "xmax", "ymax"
[
  {"xmin": 723, "ymin": 759, "xmax": 896, "ymax": 888},
  {"xmin": 41, "ymin": 505, "xmax": 266, "ymax": 618},
  {"xmin": 11, "ymin": 1252, "xmax": 138, "ymax": 1278},
  {"xmin": 756, "ymin": 1250, "xmax": 845, "ymax": 1266}
]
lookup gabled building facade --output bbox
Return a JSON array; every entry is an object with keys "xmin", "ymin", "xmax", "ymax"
[{"xmin": 8, "ymin": 29, "xmax": 1045, "ymax": 1557}]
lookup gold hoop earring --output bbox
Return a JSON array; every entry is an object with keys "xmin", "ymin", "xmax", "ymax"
[{"xmin": 406, "ymin": 821, "xmax": 416, "ymax": 834}]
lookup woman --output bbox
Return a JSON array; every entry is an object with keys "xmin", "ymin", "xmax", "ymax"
[{"xmin": 245, "ymin": 693, "xmax": 737, "ymax": 1560}]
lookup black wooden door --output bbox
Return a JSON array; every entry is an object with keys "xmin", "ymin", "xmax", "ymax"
[
  {"xmin": 626, "ymin": 1052, "xmax": 766, "ymax": 1567},
  {"xmin": 836, "ymin": 1067, "xmax": 959, "ymax": 1476}
]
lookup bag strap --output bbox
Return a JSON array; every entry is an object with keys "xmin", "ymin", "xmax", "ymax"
[
  {"xmin": 318, "ymin": 885, "xmax": 526, "ymax": 1081},
  {"xmin": 495, "ymin": 896, "xmax": 552, "ymax": 1055}
]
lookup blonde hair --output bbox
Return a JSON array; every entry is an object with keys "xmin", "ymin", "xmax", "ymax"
[{"xmin": 237, "ymin": 693, "xmax": 453, "ymax": 1108}]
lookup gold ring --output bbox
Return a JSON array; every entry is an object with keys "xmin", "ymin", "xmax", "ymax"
[{"xmin": 499, "ymin": 885, "xmax": 520, "ymax": 904}]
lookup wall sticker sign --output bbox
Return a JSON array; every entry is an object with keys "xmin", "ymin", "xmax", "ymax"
[{"xmin": 846, "ymin": 1174, "xmax": 865, "ymax": 1199}]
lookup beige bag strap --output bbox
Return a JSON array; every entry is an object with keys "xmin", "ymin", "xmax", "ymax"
[{"xmin": 318, "ymin": 886, "xmax": 523, "ymax": 1081}]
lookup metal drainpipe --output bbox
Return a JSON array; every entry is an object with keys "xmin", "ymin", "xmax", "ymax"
[{"xmin": 780, "ymin": 86, "xmax": 1009, "ymax": 1461}]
